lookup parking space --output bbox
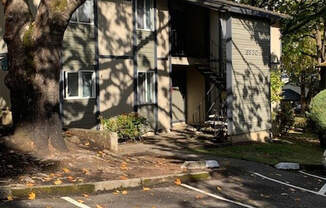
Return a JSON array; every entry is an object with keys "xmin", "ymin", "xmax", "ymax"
[{"xmin": 2, "ymin": 164, "xmax": 326, "ymax": 208}]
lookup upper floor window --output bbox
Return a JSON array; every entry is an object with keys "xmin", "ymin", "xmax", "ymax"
[
  {"xmin": 136, "ymin": 0, "xmax": 154, "ymax": 30},
  {"xmin": 71, "ymin": 0, "xmax": 94, "ymax": 24}
]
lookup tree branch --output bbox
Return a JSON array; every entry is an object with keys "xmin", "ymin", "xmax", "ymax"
[
  {"xmin": 2, "ymin": 0, "xmax": 32, "ymax": 43},
  {"xmin": 300, "ymin": 50, "xmax": 318, "ymax": 59}
]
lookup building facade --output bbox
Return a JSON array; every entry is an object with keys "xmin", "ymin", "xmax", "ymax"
[{"xmin": 0, "ymin": 0, "xmax": 284, "ymax": 142}]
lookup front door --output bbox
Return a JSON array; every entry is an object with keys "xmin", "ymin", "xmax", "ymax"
[{"xmin": 172, "ymin": 69, "xmax": 186, "ymax": 123}]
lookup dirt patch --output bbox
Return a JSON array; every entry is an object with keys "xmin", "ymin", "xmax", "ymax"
[{"xmin": 0, "ymin": 134, "xmax": 183, "ymax": 187}]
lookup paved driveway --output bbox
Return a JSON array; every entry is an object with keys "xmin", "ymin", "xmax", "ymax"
[{"xmin": 2, "ymin": 164, "xmax": 326, "ymax": 208}]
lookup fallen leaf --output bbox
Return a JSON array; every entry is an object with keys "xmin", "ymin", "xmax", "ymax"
[
  {"xmin": 113, "ymin": 190, "xmax": 120, "ymax": 195},
  {"xmin": 62, "ymin": 168, "xmax": 71, "ymax": 173},
  {"xmin": 67, "ymin": 176, "xmax": 75, "ymax": 182},
  {"xmin": 82, "ymin": 168, "xmax": 89, "ymax": 175},
  {"xmin": 195, "ymin": 195, "xmax": 204, "ymax": 199},
  {"xmin": 175, "ymin": 178, "xmax": 181, "ymax": 185},
  {"xmin": 83, "ymin": 194, "xmax": 89, "ymax": 198},
  {"xmin": 7, "ymin": 195, "xmax": 13, "ymax": 201},
  {"xmin": 78, "ymin": 200, "xmax": 84, "ymax": 203},
  {"xmin": 143, "ymin": 187, "xmax": 151, "ymax": 191},
  {"xmin": 54, "ymin": 179, "xmax": 63, "ymax": 185},
  {"xmin": 96, "ymin": 205, "xmax": 104, "ymax": 208},
  {"xmin": 84, "ymin": 142, "xmax": 90, "ymax": 146},
  {"xmin": 120, "ymin": 166, "xmax": 128, "ymax": 170},
  {"xmin": 122, "ymin": 190, "xmax": 128, "ymax": 195},
  {"xmin": 26, "ymin": 183, "xmax": 34, "ymax": 187},
  {"xmin": 28, "ymin": 192, "xmax": 36, "ymax": 200},
  {"xmin": 120, "ymin": 176, "xmax": 128, "ymax": 180},
  {"xmin": 216, "ymin": 186, "xmax": 222, "ymax": 191}
]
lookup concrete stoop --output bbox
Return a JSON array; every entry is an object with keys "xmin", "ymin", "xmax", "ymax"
[{"xmin": 0, "ymin": 171, "xmax": 211, "ymax": 200}]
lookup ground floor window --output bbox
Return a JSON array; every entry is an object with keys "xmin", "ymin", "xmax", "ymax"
[
  {"xmin": 138, "ymin": 71, "xmax": 155, "ymax": 104},
  {"xmin": 65, "ymin": 70, "xmax": 95, "ymax": 99}
]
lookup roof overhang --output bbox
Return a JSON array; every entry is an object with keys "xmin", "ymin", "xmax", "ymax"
[{"xmin": 183, "ymin": 0, "xmax": 289, "ymax": 22}]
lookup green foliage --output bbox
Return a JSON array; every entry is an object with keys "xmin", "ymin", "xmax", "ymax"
[
  {"xmin": 293, "ymin": 116, "xmax": 307, "ymax": 129},
  {"xmin": 51, "ymin": 0, "xmax": 68, "ymax": 13},
  {"xmin": 308, "ymin": 90, "xmax": 326, "ymax": 146},
  {"xmin": 100, "ymin": 113, "xmax": 149, "ymax": 141},
  {"xmin": 23, "ymin": 23, "xmax": 34, "ymax": 48},
  {"xmin": 270, "ymin": 70, "xmax": 284, "ymax": 103},
  {"xmin": 275, "ymin": 102, "xmax": 295, "ymax": 135}
]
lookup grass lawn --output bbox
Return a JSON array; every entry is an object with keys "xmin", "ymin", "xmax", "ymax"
[{"xmin": 193, "ymin": 131, "xmax": 324, "ymax": 166}]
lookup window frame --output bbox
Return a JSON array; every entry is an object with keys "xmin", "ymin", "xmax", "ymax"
[
  {"xmin": 137, "ymin": 71, "xmax": 156, "ymax": 105},
  {"xmin": 64, "ymin": 70, "xmax": 96, "ymax": 100},
  {"xmin": 136, "ymin": 0, "xmax": 154, "ymax": 31},
  {"xmin": 70, "ymin": 0, "xmax": 95, "ymax": 25}
]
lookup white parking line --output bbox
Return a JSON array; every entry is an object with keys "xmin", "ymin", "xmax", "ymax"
[
  {"xmin": 61, "ymin": 197, "xmax": 91, "ymax": 208},
  {"xmin": 180, "ymin": 183, "xmax": 256, "ymax": 208},
  {"xmin": 299, "ymin": 171, "xmax": 326, "ymax": 181},
  {"xmin": 318, "ymin": 184, "xmax": 326, "ymax": 195},
  {"xmin": 253, "ymin": 172, "xmax": 326, "ymax": 197}
]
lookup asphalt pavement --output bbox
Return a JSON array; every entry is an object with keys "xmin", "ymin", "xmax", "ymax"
[{"xmin": 2, "ymin": 165, "xmax": 326, "ymax": 208}]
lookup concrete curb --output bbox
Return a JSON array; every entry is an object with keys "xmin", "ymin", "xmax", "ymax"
[{"xmin": 1, "ymin": 171, "xmax": 211, "ymax": 200}]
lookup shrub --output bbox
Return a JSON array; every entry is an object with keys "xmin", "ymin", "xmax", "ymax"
[
  {"xmin": 100, "ymin": 113, "xmax": 150, "ymax": 141},
  {"xmin": 308, "ymin": 90, "xmax": 326, "ymax": 147},
  {"xmin": 293, "ymin": 116, "xmax": 307, "ymax": 129},
  {"xmin": 276, "ymin": 101, "xmax": 295, "ymax": 135}
]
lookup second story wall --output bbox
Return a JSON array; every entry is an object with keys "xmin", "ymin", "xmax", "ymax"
[
  {"xmin": 271, "ymin": 25, "xmax": 281, "ymax": 68},
  {"xmin": 98, "ymin": 0, "xmax": 134, "ymax": 119}
]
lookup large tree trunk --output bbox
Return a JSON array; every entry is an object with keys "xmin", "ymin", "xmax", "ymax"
[
  {"xmin": 300, "ymin": 73, "xmax": 307, "ymax": 114},
  {"xmin": 2, "ymin": 0, "xmax": 85, "ymax": 154}
]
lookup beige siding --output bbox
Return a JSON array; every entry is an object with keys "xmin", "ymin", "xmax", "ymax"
[
  {"xmin": 157, "ymin": 0, "xmax": 170, "ymax": 130},
  {"xmin": 231, "ymin": 17, "xmax": 271, "ymax": 135},
  {"xmin": 98, "ymin": 0, "xmax": 133, "ymax": 56},
  {"xmin": 99, "ymin": 58, "xmax": 134, "ymax": 118},
  {"xmin": 187, "ymin": 68, "xmax": 205, "ymax": 124},
  {"xmin": 271, "ymin": 25, "xmax": 281, "ymax": 67}
]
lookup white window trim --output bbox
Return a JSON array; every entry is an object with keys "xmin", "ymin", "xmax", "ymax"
[
  {"xmin": 138, "ymin": 71, "xmax": 156, "ymax": 105},
  {"xmin": 70, "ymin": 0, "xmax": 95, "ymax": 25},
  {"xmin": 136, "ymin": 0, "xmax": 154, "ymax": 31},
  {"xmin": 65, "ymin": 70, "xmax": 96, "ymax": 100}
]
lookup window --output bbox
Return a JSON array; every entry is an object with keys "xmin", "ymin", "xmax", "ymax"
[
  {"xmin": 138, "ymin": 71, "xmax": 155, "ymax": 104},
  {"xmin": 65, "ymin": 71, "xmax": 95, "ymax": 99},
  {"xmin": 71, "ymin": 0, "xmax": 94, "ymax": 24},
  {"xmin": 136, "ymin": 0, "xmax": 154, "ymax": 30}
]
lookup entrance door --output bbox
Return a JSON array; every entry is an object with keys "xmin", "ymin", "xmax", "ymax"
[{"xmin": 172, "ymin": 69, "xmax": 186, "ymax": 123}]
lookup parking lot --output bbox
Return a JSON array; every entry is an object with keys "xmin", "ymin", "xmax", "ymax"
[{"xmin": 2, "ymin": 161, "xmax": 326, "ymax": 208}]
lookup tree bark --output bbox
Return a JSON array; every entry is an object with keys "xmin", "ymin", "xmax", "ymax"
[
  {"xmin": 2, "ymin": 0, "xmax": 85, "ymax": 153},
  {"xmin": 300, "ymin": 72, "xmax": 307, "ymax": 114}
]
